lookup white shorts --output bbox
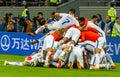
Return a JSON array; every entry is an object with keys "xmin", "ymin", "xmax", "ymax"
[
  {"xmin": 95, "ymin": 37, "xmax": 106, "ymax": 49},
  {"xmin": 78, "ymin": 41, "xmax": 95, "ymax": 54},
  {"xmin": 42, "ymin": 35, "xmax": 55, "ymax": 50},
  {"xmin": 64, "ymin": 27, "xmax": 80, "ymax": 43}
]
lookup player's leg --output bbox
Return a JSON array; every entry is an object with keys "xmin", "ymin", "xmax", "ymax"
[
  {"xmin": 75, "ymin": 45, "xmax": 84, "ymax": 69},
  {"xmin": 56, "ymin": 27, "xmax": 73, "ymax": 48},
  {"xmin": 42, "ymin": 35, "xmax": 55, "ymax": 50},
  {"xmin": 53, "ymin": 49, "xmax": 62, "ymax": 61},
  {"xmin": 43, "ymin": 35, "xmax": 55, "ymax": 67},
  {"xmin": 4, "ymin": 61, "xmax": 23, "ymax": 66},
  {"xmin": 106, "ymin": 53, "xmax": 116, "ymax": 69},
  {"xmin": 92, "ymin": 37, "xmax": 105, "ymax": 70},
  {"xmin": 59, "ymin": 44, "xmax": 73, "ymax": 61},
  {"xmin": 68, "ymin": 50, "xmax": 75, "ymax": 69},
  {"xmin": 70, "ymin": 28, "xmax": 81, "ymax": 45}
]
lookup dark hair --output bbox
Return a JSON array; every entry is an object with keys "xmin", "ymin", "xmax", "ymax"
[
  {"xmin": 69, "ymin": 9, "xmax": 76, "ymax": 14},
  {"xmin": 116, "ymin": 17, "xmax": 119, "ymax": 20},
  {"xmin": 96, "ymin": 14, "xmax": 102, "ymax": 20},
  {"xmin": 91, "ymin": 15, "xmax": 97, "ymax": 19},
  {"xmin": 51, "ymin": 12, "xmax": 56, "ymax": 15},
  {"xmin": 78, "ymin": 17, "xmax": 85, "ymax": 21},
  {"xmin": 38, "ymin": 12, "xmax": 43, "ymax": 15},
  {"xmin": 9, "ymin": 13, "xmax": 13, "ymax": 16},
  {"xmin": 110, "ymin": 3, "xmax": 115, "ymax": 7}
]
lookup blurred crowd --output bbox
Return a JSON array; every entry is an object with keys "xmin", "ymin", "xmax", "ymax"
[
  {"xmin": 0, "ymin": 0, "xmax": 69, "ymax": 6},
  {"xmin": 0, "ymin": 2, "xmax": 120, "ymax": 37}
]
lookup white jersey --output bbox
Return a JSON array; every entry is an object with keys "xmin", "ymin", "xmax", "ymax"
[
  {"xmin": 87, "ymin": 21, "xmax": 106, "ymax": 38},
  {"xmin": 59, "ymin": 13, "xmax": 79, "ymax": 27},
  {"xmin": 48, "ymin": 13, "xmax": 79, "ymax": 30}
]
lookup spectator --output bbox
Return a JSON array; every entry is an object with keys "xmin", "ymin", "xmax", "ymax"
[
  {"xmin": 21, "ymin": 4, "xmax": 32, "ymax": 32},
  {"xmin": 56, "ymin": 0, "xmax": 62, "ymax": 5},
  {"xmin": 44, "ymin": 0, "xmax": 50, "ymax": 6},
  {"xmin": 32, "ymin": 12, "xmax": 46, "ymax": 32},
  {"xmin": 50, "ymin": 0, "xmax": 62, "ymax": 6},
  {"xmin": 96, "ymin": 14, "xmax": 105, "ymax": 30},
  {"xmin": 21, "ymin": 0, "xmax": 26, "ymax": 6},
  {"xmin": 7, "ymin": 13, "xmax": 17, "ymax": 32},
  {"xmin": 108, "ymin": 2, "xmax": 117, "ymax": 23},
  {"xmin": 21, "ymin": 4, "xmax": 30, "ymax": 19},
  {"xmin": 1, "ymin": 13, "xmax": 9, "ymax": 31},
  {"xmin": 11, "ymin": 0, "xmax": 17, "ymax": 6},
  {"xmin": 111, "ymin": 17, "xmax": 120, "ymax": 37},
  {"xmin": 104, "ymin": 15, "xmax": 114, "ymax": 36},
  {"xmin": 38, "ymin": 0, "xmax": 45, "ymax": 6}
]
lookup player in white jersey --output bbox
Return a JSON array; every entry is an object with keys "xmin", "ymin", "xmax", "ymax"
[
  {"xmin": 78, "ymin": 40, "xmax": 116, "ymax": 70},
  {"xmin": 4, "ymin": 51, "xmax": 44, "ymax": 67},
  {"xmin": 78, "ymin": 16, "xmax": 106, "ymax": 38},
  {"xmin": 49, "ymin": 13, "xmax": 79, "ymax": 29},
  {"xmin": 55, "ymin": 24, "xmax": 81, "ymax": 63},
  {"xmin": 31, "ymin": 28, "xmax": 67, "ymax": 67},
  {"xmin": 34, "ymin": 9, "xmax": 79, "ymax": 34}
]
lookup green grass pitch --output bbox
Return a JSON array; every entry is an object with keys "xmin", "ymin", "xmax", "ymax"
[{"xmin": 0, "ymin": 54, "xmax": 120, "ymax": 77}]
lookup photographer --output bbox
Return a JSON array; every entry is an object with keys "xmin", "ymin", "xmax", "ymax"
[
  {"xmin": 7, "ymin": 13, "xmax": 17, "ymax": 32},
  {"xmin": 1, "ymin": 13, "xmax": 9, "ymax": 31},
  {"xmin": 32, "ymin": 12, "xmax": 46, "ymax": 32}
]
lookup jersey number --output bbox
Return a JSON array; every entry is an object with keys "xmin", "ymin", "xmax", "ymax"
[{"xmin": 62, "ymin": 19, "xmax": 70, "ymax": 25}]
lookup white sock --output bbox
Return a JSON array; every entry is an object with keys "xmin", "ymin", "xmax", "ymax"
[
  {"xmin": 8, "ymin": 62, "xmax": 23, "ymax": 66},
  {"xmin": 90, "ymin": 54, "xmax": 100, "ymax": 68},
  {"xmin": 90, "ymin": 55, "xmax": 95, "ymax": 65},
  {"xmin": 45, "ymin": 52, "xmax": 51, "ymax": 60},
  {"xmin": 52, "ymin": 62, "xmax": 57, "ymax": 67},
  {"xmin": 95, "ymin": 54, "xmax": 100, "ymax": 68},
  {"xmin": 106, "ymin": 53, "xmax": 114, "ymax": 65}
]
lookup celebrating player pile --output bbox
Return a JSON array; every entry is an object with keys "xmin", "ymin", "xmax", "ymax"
[{"xmin": 4, "ymin": 9, "xmax": 116, "ymax": 70}]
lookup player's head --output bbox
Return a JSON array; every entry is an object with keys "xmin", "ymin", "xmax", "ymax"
[
  {"xmin": 51, "ymin": 12, "xmax": 56, "ymax": 18},
  {"xmin": 69, "ymin": 9, "xmax": 76, "ymax": 15},
  {"xmin": 91, "ymin": 15, "xmax": 97, "ymax": 23},
  {"xmin": 78, "ymin": 17, "xmax": 85, "ymax": 26}
]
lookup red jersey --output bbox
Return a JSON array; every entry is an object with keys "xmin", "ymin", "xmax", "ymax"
[
  {"xmin": 86, "ymin": 26, "xmax": 98, "ymax": 34},
  {"xmin": 51, "ymin": 32, "xmax": 61, "ymax": 41},
  {"xmin": 84, "ymin": 18, "xmax": 89, "ymax": 27},
  {"xmin": 80, "ymin": 31, "xmax": 101, "ymax": 42}
]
